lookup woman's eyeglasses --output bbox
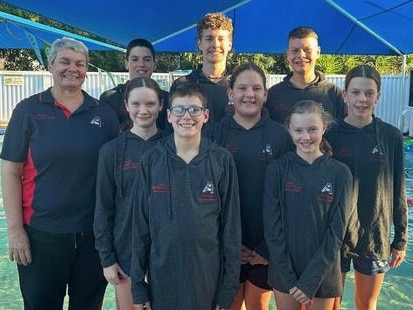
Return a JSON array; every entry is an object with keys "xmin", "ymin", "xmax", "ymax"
[{"xmin": 169, "ymin": 105, "xmax": 205, "ymax": 117}]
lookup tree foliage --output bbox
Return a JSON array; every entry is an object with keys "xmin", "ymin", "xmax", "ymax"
[{"xmin": 0, "ymin": 49, "xmax": 42, "ymax": 70}]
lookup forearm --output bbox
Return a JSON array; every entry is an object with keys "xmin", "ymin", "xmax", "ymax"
[
  {"xmin": 2, "ymin": 160, "xmax": 32, "ymax": 265},
  {"xmin": 2, "ymin": 160, "xmax": 24, "ymax": 229}
]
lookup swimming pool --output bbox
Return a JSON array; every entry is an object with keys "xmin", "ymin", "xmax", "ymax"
[{"xmin": 0, "ymin": 137, "xmax": 412, "ymax": 309}]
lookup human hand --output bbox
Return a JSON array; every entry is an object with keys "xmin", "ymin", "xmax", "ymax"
[
  {"xmin": 249, "ymin": 250, "xmax": 269, "ymax": 266},
  {"xmin": 133, "ymin": 302, "xmax": 152, "ymax": 310},
  {"xmin": 289, "ymin": 286, "xmax": 313, "ymax": 307},
  {"xmin": 389, "ymin": 248, "xmax": 406, "ymax": 268},
  {"xmin": 103, "ymin": 263, "xmax": 128, "ymax": 285},
  {"xmin": 241, "ymin": 244, "xmax": 269, "ymax": 265},
  {"xmin": 241, "ymin": 244, "xmax": 254, "ymax": 264},
  {"xmin": 8, "ymin": 226, "xmax": 31, "ymax": 266}
]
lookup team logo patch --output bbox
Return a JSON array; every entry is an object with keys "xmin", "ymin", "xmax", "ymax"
[
  {"xmin": 199, "ymin": 182, "xmax": 216, "ymax": 202},
  {"xmin": 321, "ymin": 182, "xmax": 333, "ymax": 195},
  {"xmin": 370, "ymin": 144, "xmax": 385, "ymax": 161},
  {"xmin": 260, "ymin": 144, "xmax": 273, "ymax": 161},
  {"xmin": 202, "ymin": 182, "xmax": 215, "ymax": 194},
  {"xmin": 318, "ymin": 182, "xmax": 334, "ymax": 203},
  {"xmin": 90, "ymin": 116, "xmax": 102, "ymax": 127}
]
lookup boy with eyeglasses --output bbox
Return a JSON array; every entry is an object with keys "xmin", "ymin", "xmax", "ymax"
[{"xmin": 130, "ymin": 82, "xmax": 241, "ymax": 310}]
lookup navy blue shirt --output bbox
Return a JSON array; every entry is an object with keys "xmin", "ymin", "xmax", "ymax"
[{"xmin": 1, "ymin": 88, "xmax": 119, "ymax": 233}]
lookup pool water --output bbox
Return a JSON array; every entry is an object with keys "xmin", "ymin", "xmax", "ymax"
[{"xmin": 0, "ymin": 137, "xmax": 412, "ymax": 309}]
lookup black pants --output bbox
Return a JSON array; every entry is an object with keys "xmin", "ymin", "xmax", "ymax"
[{"xmin": 17, "ymin": 226, "xmax": 107, "ymax": 310}]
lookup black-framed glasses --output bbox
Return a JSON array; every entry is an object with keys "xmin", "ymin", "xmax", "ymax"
[{"xmin": 169, "ymin": 105, "xmax": 205, "ymax": 117}]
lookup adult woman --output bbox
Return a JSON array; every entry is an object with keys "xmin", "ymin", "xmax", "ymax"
[
  {"xmin": 94, "ymin": 77, "xmax": 169, "ymax": 309},
  {"xmin": 1, "ymin": 37, "xmax": 119, "ymax": 309},
  {"xmin": 130, "ymin": 82, "xmax": 241, "ymax": 310},
  {"xmin": 263, "ymin": 100, "xmax": 353, "ymax": 310},
  {"xmin": 205, "ymin": 62, "xmax": 293, "ymax": 310},
  {"xmin": 325, "ymin": 65, "xmax": 408, "ymax": 310}
]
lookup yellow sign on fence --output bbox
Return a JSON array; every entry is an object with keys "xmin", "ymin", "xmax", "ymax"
[{"xmin": 4, "ymin": 76, "xmax": 23, "ymax": 86}]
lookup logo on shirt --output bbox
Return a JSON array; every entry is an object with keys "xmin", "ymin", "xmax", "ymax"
[
  {"xmin": 260, "ymin": 144, "xmax": 273, "ymax": 161},
  {"xmin": 275, "ymin": 103, "xmax": 290, "ymax": 112},
  {"xmin": 202, "ymin": 182, "xmax": 215, "ymax": 194},
  {"xmin": 34, "ymin": 113, "xmax": 55, "ymax": 120},
  {"xmin": 321, "ymin": 182, "xmax": 333, "ymax": 194},
  {"xmin": 225, "ymin": 143, "xmax": 238, "ymax": 154},
  {"xmin": 285, "ymin": 181, "xmax": 302, "ymax": 192},
  {"xmin": 122, "ymin": 160, "xmax": 139, "ymax": 170},
  {"xmin": 370, "ymin": 144, "xmax": 384, "ymax": 161},
  {"xmin": 151, "ymin": 183, "xmax": 169, "ymax": 193},
  {"xmin": 336, "ymin": 147, "xmax": 353, "ymax": 157},
  {"xmin": 90, "ymin": 116, "xmax": 102, "ymax": 127},
  {"xmin": 318, "ymin": 182, "xmax": 334, "ymax": 203},
  {"xmin": 199, "ymin": 182, "xmax": 216, "ymax": 202}
]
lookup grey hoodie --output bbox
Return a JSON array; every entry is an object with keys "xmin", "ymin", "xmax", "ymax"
[
  {"xmin": 94, "ymin": 130, "xmax": 169, "ymax": 269},
  {"xmin": 131, "ymin": 135, "xmax": 241, "ymax": 309},
  {"xmin": 325, "ymin": 116, "xmax": 408, "ymax": 260},
  {"xmin": 263, "ymin": 152, "xmax": 354, "ymax": 298}
]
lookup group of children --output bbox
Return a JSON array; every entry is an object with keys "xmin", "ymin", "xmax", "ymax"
[
  {"xmin": 2, "ymin": 10, "xmax": 407, "ymax": 310},
  {"xmin": 94, "ymin": 60, "xmax": 407, "ymax": 310}
]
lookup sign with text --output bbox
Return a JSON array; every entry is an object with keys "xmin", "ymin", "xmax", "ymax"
[{"xmin": 4, "ymin": 76, "xmax": 23, "ymax": 86}]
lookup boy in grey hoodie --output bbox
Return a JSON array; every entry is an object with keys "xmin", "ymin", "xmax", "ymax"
[{"xmin": 131, "ymin": 82, "xmax": 241, "ymax": 310}]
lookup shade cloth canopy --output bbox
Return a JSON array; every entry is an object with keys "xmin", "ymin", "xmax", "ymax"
[
  {"xmin": 1, "ymin": 0, "xmax": 248, "ymax": 51},
  {"xmin": 0, "ymin": 11, "xmax": 125, "ymax": 51},
  {"xmin": 2, "ymin": 0, "xmax": 413, "ymax": 55}
]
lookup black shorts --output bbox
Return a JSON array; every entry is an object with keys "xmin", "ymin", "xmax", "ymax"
[
  {"xmin": 341, "ymin": 256, "xmax": 390, "ymax": 276},
  {"xmin": 120, "ymin": 265, "xmax": 131, "ymax": 277},
  {"xmin": 239, "ymin": 263, "xmax": 272, "ymax": 290}
]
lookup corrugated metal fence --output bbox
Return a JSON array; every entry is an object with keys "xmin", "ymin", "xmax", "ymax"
[{"xmin": 0, "ymin": 71, "xmax": 410, "ymax": 129}]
